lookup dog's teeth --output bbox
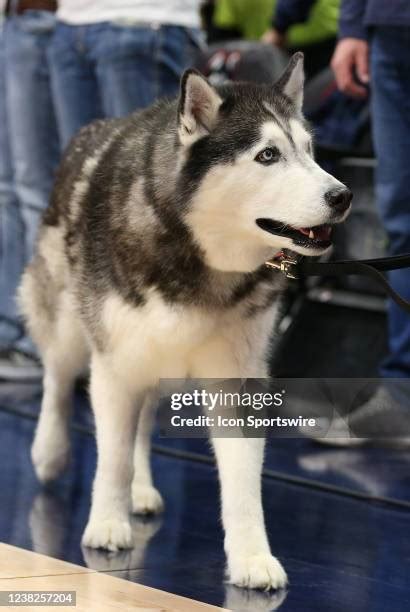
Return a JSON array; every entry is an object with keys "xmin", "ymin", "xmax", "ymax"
[{"xmin": 309, "ymin": 230, "xmax": 314, "ymax": 239}]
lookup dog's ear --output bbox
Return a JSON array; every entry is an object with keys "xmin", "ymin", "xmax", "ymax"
[
  {"xmin": 178, "ymin": 69, "xmax": 222, "ymax": 145},
  {"xmin": 275, "ymin": 52, "xmax": 304, "ymax": 111}
]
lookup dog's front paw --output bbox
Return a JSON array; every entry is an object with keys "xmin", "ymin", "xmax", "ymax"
[
  {"xmin": 81, "ymin": 518, "xmax": 133, "ymax": 552},
  {"xmin": 228, "ymin": 553, "xmax": 288, "ymax": 590},
  {"xmin": 131, "ymin": 484, "xmax": 164, "ymax": 515}
]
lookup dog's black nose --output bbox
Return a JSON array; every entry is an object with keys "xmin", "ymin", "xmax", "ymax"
[{"xmin": 325, "ymin": 188, "xmax": 353, "ymax": 213}]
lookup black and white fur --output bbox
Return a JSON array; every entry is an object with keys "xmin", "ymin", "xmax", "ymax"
[{"xmin": 19, "ymin": 54, "xmax": 350, "ymax": 590}]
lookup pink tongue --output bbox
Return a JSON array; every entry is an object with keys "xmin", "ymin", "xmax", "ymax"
[{"xmin": 298, "ymin": 228, "xmax": 311, "ymax": 236}]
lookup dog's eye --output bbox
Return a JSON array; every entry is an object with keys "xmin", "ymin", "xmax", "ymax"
[{"xmin": 255, "ymin": 147, "xmax": 280, "ymax": 165}]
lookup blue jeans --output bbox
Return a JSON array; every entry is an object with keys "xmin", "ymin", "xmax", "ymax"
[
  {"xmin": 48, "ymin": 22, "xmax": 203, "ymax": 147},
  {"xmin": 0, "ymin": 11, "xmax": 60, "ymax": 353},
  {"xmin": 0, "ymin": 23, "xmax": 22, "ymax": 348},
  {"xmin": 371, "ymin": 27, "xmax": 410, "ymax": 378}
]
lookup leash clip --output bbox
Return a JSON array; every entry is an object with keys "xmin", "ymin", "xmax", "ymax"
[{"xmin": 265, "ymin": 252, "xmax": 299, "ymax": 279}]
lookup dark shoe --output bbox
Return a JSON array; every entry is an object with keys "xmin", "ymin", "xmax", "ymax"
[
  {"xmin": 316, "ymin": 386, "xmax": 410, "ymax": 448},
  {"xmin": 0, "ymin": 349, "xmax": 43, "ymax": 382}
]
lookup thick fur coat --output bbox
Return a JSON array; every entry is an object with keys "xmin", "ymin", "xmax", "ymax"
[{"xmin": 19, "ymin": 53, "xmax": 350, "ymax": 590}]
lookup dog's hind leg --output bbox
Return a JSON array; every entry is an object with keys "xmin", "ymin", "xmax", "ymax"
[
  {"xmin": 82, "ymin": 352, "xmax": 141, "ymax": 551},
  {"xmin": 31, "ymin": 293, "xmax": 89, "ymax": 483},
  {"xmin": 131, "ymin": 391, "xmax": 164, "ymax": 515},
  {"xmin": 19, "ymin": 238, "xmax": 89, "ymax": 484}
]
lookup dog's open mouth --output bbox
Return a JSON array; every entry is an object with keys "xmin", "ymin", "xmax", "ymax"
[{"xmin": 256, "ymin": 218, "xmax": 333, "ymax": 249}]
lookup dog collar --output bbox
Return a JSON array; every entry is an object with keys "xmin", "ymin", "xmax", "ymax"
[{"xmin": 265, "ymin": 251, "xmax": 299, "ymax": 280}]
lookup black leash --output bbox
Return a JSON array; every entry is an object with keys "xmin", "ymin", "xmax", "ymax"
[{"xmin": 266, "ymin": 252, "xmax": 410, "ymax": 314}]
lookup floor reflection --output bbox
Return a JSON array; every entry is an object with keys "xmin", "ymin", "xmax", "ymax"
[
  {"xmin": 82, "ymin": 516, "xmax": 163, "ymax": 573},
  {"xmin": 224, "ymin": 584, "xmax": 288, "ymax": 611}
]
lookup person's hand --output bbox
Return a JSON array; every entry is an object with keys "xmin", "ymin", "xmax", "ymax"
[
  {"xmin": 261, "ymin": 28, "xmax": 286, "ymax": 48},
  {"xmin": 331, "ymin": 38, "xmax": 370, "ymax": 98}
]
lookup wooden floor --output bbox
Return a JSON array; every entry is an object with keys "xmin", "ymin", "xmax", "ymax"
[{"xmin": 0, "ymin": 544, "xmax": 226, "ymax": 611}]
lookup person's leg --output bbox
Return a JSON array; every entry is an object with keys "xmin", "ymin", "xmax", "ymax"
[
  {"xmin": 48, "ymin": 22, "xmax": 102, "ymax": 148},
  {"xmin": 0, "ymin": 23, "xmax": 25, "ymax": 350},
  {"xmin": 156, "ymin": 26, "xmax": 203, "ymax": 99},
  {"xmin": 93, "ymin": 22, "xmax": 157, "ymax": 117},
  {"xmin": 370, "ymin": 26, "xmax": 410, "ymax": 378},
  {"xmin": 93, "ymin": 23, "xmax": 202, "ymax": 118},
  {"xmin": 5, "ymin": 12, "xmax": 60, "ymax": 269},
  {"xmin": 5, "ymin": 11, "xmax": 59, "ymax": 261},
  {"xmin": 314, "ymin": 27, "xmax": 410, "ymax": 446},
  {"xmin": 2, "ymin": 11, "xmax": 59, "ymax": 362}
]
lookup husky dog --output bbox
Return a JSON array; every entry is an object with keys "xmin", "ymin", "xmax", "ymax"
[{"xmin": 19, "ymin": 53, "xmax": 351, "ymax": 590}]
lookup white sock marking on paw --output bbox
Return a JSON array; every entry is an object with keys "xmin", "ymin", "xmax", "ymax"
[
  {"xmin": 82, "ymin": 518, "xmax": 133, "ymax": 552},
  {"xmin": 229, "ymin": 553, "xmax": 288, "ymax": 590}
]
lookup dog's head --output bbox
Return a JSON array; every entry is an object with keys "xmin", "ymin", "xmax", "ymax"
[{"xmin": 177, "ymin": 53, "xmax": 352, "ymax": 273}]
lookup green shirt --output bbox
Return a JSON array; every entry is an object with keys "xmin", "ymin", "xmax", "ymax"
[{"xmin": 214, "ymin": 0, "xmax": 340, "ymax": 46}]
